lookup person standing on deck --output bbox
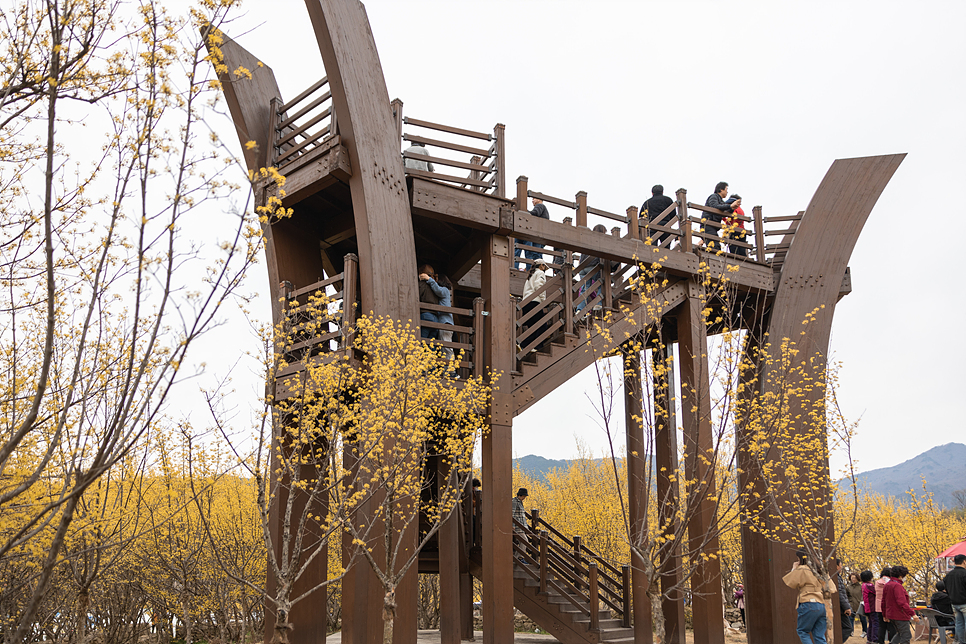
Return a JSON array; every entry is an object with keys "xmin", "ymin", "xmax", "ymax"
[
  {"xmin": 422, "ymin": 272, "xmax": 454, "ymax": 360},
  {"xmin": 704, "ymin": 181, "xmax": 739, "ymax": 250},
  {"xmin": 723, "ymin": 193, "xmax": 748, "ymax": 257},
  {"xmin": 515, "ymin": 197, "xmax": 549, "ymax": 270},
  {"xmin": 403, "ymin": 141, "xmax": 435, "ymax": 172},
  {"xmin": 418, "ymin": 264, "xmax": 439, "ymax": 339},
  {"xmin": 642, "ymin": 184, "xmax": 675, "ymax": 246}
]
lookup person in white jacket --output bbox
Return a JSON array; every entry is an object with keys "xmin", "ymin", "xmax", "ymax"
[{"xmin": 520, "ymin": 260, "xmax": 549, "ymax": 353}]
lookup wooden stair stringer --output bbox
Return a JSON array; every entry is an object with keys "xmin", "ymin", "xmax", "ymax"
[
  {"xmin": 512, "ymin": 281, "xmax": 688, "ymax": 416},
  {"xmin": 468, "ymin": 551, "xmax": 624, "ymax": 644}
]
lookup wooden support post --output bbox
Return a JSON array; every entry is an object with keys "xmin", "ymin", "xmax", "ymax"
[
  {"xmin": 621, "ymin": 565, "xmax": 632, "ymax": 628},
  {"xmin": 469, "ymin": 155, "xmax": 483, "ymax": 193},
  {"xmin": 539, "ymin": 531, "xmax": 549, "ymax": 595},
  {"xmin": 576, "ymin": 191, "xmax": 588, "ymax": 228},
  {"xmin": 753, "ymin": 205, "xmax": 766, "ymax": 263},
  {"xmin": 611, "ymin": 226, "xmax": 621, "ymax": 237},
  {"xmin": 530, "ymin": 508, "xmax": 540, "ymax": 532},
  {"xmin": 516, "ymin": 175, "xmax": 528, "ymax": 211},
  {"xmin": 589, "ymin": 563, "xmax": 600, "ymax": 632},
  {"xmin": 438, "ymin": 461, "xmax": 461, "ymax": 644},
  {"xmin": 493, "ymin": 123, "xmax": 506, "ymax": 198},
  {"xmin": 481, "ymin": 234, "xmax": 514, "ymax": 644},
  {"xmin": 601, "ymin": 262, "xmax": 613, "ymax": 310},
  {"xmin": 391, "ymin": 98, "xmax": 403, "ymax": 148},
  {"xmin": 573, "ymin": 535, "xmax": 582, "ymax": 586},
  {"xmin": 460, "ymin": 571, "xmax": 474, "ymax": 641},
  {"xmin": 627, "ymin": 206, "xmax": 639, "ymax": 240},
  {"xmin": 622, "ymin": 345, "xmax": 653, "ymax": 643},
  {"xmin": 652, "ymin": 342, "xmax": 686, "ymax": 644},
  {"xmin": 675, "ymin": 188, "xmax": 691, "ymax": 253},
  {"xmin": 676, "ymin": 281, "xmax": 725, "ymax": 644}
]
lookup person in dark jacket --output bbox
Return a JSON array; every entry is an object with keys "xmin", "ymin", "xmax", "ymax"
[
  {"xmin": 931, "ymin": 580, "xmax": 955, "ymax": 627},
  {"xmin": 703, "ymin": 181, "xmax": 739, "ymax": 250},
  {"xmin": 515, "ymin": 196, "xmax": 549, "ymax": 269},
  {"xmin": 882, "ymin": 565, "xmax": 918, "ymax": 644},
  {"xmin": 943, "ymin": 554, "xmax": 966, "ymax": 643},
  {"xmin": 642, "ymin": 184, "xmax": 675, "ymax": 246},
  {"xmin": 835, "ymin": 559, "xmax": 855, "ymax": 642}
]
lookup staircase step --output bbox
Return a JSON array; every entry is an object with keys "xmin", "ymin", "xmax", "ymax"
[
  {"xmin": 574, "ymin": 617, "xmax": 622, "ymax": 630},
  {"xmin": 599, "ymin": 628, "xmax": 635, "ymax": 641}
]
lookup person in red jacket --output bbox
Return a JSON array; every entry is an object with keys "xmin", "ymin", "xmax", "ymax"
[{"xmin": 881, "ymin": 565, "xmax": 919, "ymax": 644}]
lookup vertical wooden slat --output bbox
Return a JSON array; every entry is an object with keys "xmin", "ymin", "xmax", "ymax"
[
  {"xmin": 621, "ymin": 565, "xmax": 632, "ymax": 628},
  {"xmin": 573, "ymin": 535, "xmax": 582, "ymax": 587},
  {"xmin": 473, "ymin": 297, "xmax": 485, "ymax": 379},
  {"xmin": 676, "ymin": 189, "xmax": 691, "ymax": 253},
  {"xmin": 562, "ymin": 253, "xmax": 573, "ymax": 336},
  {"xmin": 602, "ymin": 261, "xmax": 613, "ymax": 310},
  {"xmin": 530, "ymin": 508, "xmax": 540, "ymax": 533},
  {"xmin": 753, "ymin": 205, "xmax": 766, "ymax": 263},
  {"xmin": 342, "ymin": 253, "xmax": 358, "ymax": 349},
  {"xmin": 268, "ymin": 96, "xmax": 279, "ymax": 168},
  {"xmin": 469, "ymin": 155, "xmax": 482, "ymax": 192},
  {"xmin": 493, "ymin": 123, "xmax": 506, "ymax": 198},
  {"xmin": 589, "ymin": 562, "xmax": 600, "ymax": 632},
  {"xmin": 576, "ymin": 191, "xmax": 588, "ymax": 228},
  {"xmin": 627, "ymin": 206, "xmax": 639, "ymax": 240},
  {"xmin": 539, "ymin": 531, "xmax": 549, "ymax": 595}
]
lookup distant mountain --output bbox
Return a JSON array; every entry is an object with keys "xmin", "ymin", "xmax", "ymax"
[
  {"xmin": 518, "ymin": 444, "xmax": 966, "ymax": 510},
  {"xmin": 847, "ymin": 442, "xmax": 966, "ymax": 509},
  {"xmin": 514, "ymin": 454, "xmax": 580, "ymax": 481}
]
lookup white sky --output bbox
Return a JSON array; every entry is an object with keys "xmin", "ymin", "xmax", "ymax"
[{"xmin": 220, "ymin": 0, "xmax": 966, "ymax": 474}]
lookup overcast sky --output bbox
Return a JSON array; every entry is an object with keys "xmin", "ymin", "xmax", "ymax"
[{"xmin": 222, "ymin": 0, "xmax": 966, "ymax": 475}]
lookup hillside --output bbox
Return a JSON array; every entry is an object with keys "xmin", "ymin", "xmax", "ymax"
[
  {"xmin": 848, "ymin": 442, "xmax": 966, "ymax": 508},
  {"xmin": 518, "ymin": 443, "xmax": 966, "ymax": 509}
]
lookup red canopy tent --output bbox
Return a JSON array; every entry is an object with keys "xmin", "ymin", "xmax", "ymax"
[
  {"xmin": 936, "ymin": 540, "xmax": 966, "ymax": 574},
  {"xmin": 938, "ymin": 541, "xmax": 966, "ymax": 558}
]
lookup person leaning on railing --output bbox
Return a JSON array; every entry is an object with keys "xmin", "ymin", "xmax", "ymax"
[
  {"xmin": 641, "ymin": 184, "xmax": 674, "ymax": 246},
  {"xmin": 704, "ymin": 181, "xmax": 740, "ymax": 251}
]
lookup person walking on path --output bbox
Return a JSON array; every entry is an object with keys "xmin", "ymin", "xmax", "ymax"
[
  {"xmin": 515, "ymin": 196, "xmax": 550, "ymax": 269},
  {"xmin": 848, "ymin": 572, "xmax": 864, "ymax": 636},
  {"xmin": 875, "ymin": 567, "xmax": 893, "ymax": 644},
  {"xmin": 862, "ymin": 570, "xmax": 877, "ymax": 642},
  {"xmin": 733, "ymin": 584, "xmax": 746, "ymax": 626},
  {"xmin": 835, "ymin": 560, "xmax": 855, "ymax": 642},
  {"xmin": 944, "ymin": 553, "xmax": 966, "ymax": 644},
  {"xmin": 783, "ymin": 550, "xmax": 831, "ymax": 644},
  {"xmin": 881, "ymin": 565, "xmax": 918, "ymax": 644}
]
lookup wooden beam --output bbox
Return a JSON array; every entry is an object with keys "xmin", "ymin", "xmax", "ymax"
[
  {"xmin": 676, "ymin": 282, "xmax": 724, "ymax": 644},
  {"xmin": 622, "ymin": 347, "xmax": 653, "ymax": 643},
  {"xmin": 481, "ymin": 234, "xmax": 515, "ymax": 644}
]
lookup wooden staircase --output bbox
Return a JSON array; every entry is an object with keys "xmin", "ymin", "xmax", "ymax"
[
  {"xmin": 512, "ymin": 275, "xmax": 689, "ymax": 415},
  {"xmin": 464, "ymin": 510, "xmax": 635, "ymax": 644}
]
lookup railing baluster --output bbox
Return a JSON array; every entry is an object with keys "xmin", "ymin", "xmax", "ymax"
[
  {"xmin": 589, "ymin": 562, "xmax": 600, "ymax": 632},
  {"xmin": 539, "ymin": 531, "xmax": 548, "ymax": 595},
  {"xmin": 473, "ymin": 298, "xmax": 485, "ymax": 379},
  {"xmin": 268, "ymin": 97, "xmax": 279, "ymax": 168},
  {"xmin": 530, "ymin": 508, "xmax": 540, "ymax": 533},
  {"xmin": 676, "ymin": 188, "xmax": 691, "ymax": 253},
  {"xmin": 576, "ymin": 191, "xmax": 588, "ymax": 228},
  {"xmin": 573, "ymin": 535, "xmax": 582, "ymax": 588},
  {"xmin": 493, "ymin": 123, "xmax": 506, "ymax": 198},
  {"xmin": 753, "ymin": 205, "xmax": 766, "ymax": 263},
  {"xmin": 602, "ymin": 261, "xmax": 613, "ymax": 311},
  {"xmin": 562, "ymin": 252, "xmax": 573, "ymax": 336},
  {"xmin": 391, "ymin": 98, "xmax": 403, "ymax": 148},
  {"xmin": 626, "ymin": 206, "xmax": 639, "ymax": 240}
]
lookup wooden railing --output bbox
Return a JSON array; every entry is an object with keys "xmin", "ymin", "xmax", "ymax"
[
  {"xmin": 511, "ymin": 509, "xmax": 631, "ymax": 629},
  {"xmin": 395, "ymin": 100, "xmax": 505, "ymax": 198},
  {"xmin": 516, "ymin": 178, "xmax": 802, "ymax": 268},
  {"xmin": 269, "ymin": 76, "xmax": 335, "ymax": 170},
  {"xmin": 418, "ymin": 298, "xmax": 485, "ymax": 379},
  {"xmin": 280, "ymin": 254, "xmax": 357, "ymax": 362}
]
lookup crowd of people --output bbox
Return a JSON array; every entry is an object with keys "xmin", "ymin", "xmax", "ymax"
[{"xmin": 778, "ymin": 551, "xmax": 966, "ymax": 644}]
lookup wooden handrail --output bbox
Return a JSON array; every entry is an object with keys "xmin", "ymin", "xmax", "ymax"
[
  {"xmin": 279, "ymin": 76, "xmax": 329, "ymax": 113},
  {"xmin": 403, "ymin": 116, "xmax": 492, "ymax": 141},
  {"xmin": 402, "ymin": 151, "xmax": 491, "ymax": 173},
  {"xmin": 686, "ymin": 202, "xmax": 753, "ymax": 222},
  {"xmin": 419, "ymin": 301, "xmax": 475, "ymax": 317},
  {"xmin": 587, "ymin": 205, "xmax": 626, "ymax": 223},
  {"xmin": 403, "ymin": 133, "xmax": 491, "ymax": 158},
  {"xmin": 277, "ymin": 91, "xmax": 332, "ymax": 130},
  {"xmin": 527, "ymin": 190, "xmax": 577, "ymax": 210}
]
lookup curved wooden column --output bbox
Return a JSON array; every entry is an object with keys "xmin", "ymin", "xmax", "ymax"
[{"xmin": 740, "ymin": 154, "xmax": 904, "ymax": 644}]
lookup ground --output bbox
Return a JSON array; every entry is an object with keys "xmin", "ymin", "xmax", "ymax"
[{"xmin": 324, "ymin": 630, "xmax": 751, "ymax": 643}]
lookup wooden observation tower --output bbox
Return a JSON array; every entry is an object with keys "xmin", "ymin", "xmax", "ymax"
[{"xmin": 213, "ymin": 1, "xmax": 903, "ymax": 643}]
